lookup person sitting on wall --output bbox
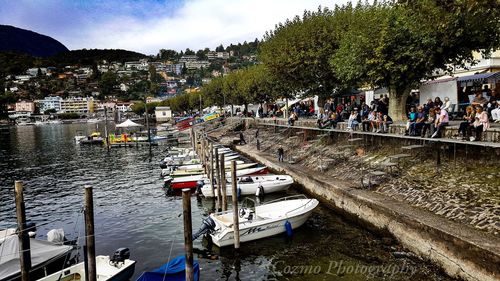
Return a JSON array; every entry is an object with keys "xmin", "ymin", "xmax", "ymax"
[
  {"xmin": 457, "ymin": 106, "xmax": 475, "ymax": 140},
  {"xmin": 421, "ymin": 108, "xmax": 436, "ymax": 138},
  {"xmin": 471, "ymin": 106, "xmax": 489, "ymax": 141},
  {"xmin": 346, "ymin": 109, "xmax": 360, "ymax": 131},
  {"xmin": 431, "ymin": 106, "xmax": 449, "ymax": 138},
  {"xmin": 362, "ymin": 110, "xmax": 375, "ymax": 132},
  {"xmin": 405, "ymin": 107, "xmax": 418, "ymax": 135},
  {"xmin": 492, "ymin": 102, "xmax": 500, "ymax": 123},
  {"xmin": 471, "ymin": 91, "xmax": 488, "ymax": 108},
  {"xmin": 411, "ymin": 106, "xmax": 426, "ymax": 136}
]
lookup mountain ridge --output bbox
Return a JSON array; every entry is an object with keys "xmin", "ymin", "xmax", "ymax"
[{"xmin": 0, "ymin": 25, "xmax": 69, "ymax": 57}]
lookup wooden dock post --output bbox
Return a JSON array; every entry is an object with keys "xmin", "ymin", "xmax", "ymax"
[
  {"xmin": 215, "ymin": 148, "xmax": 222, "ymax": 211},
  {"xmin": 190, "ymin": 128, "xmax": 195, "ymax": 151},
  {"xmin": 209, "ymin": 143, "xmax": 215, "ymax": 203},
  {"xmin": 231, "ymin": 161, "xmax": 240, "ymax": 249},
  {"xmin": 220, "ymin": 154, "xmax": 227, "ymax": 211},
  {"xmin": 182, "ymin": 189, "xmax": 194, "ymax": 281},
  {"xmin": 15, "ymin": 181, "xmax": 31, "ymax": 281},
  {"xmin": 84, "ymin": 186, "xmax": 97, "ymax": 281}
]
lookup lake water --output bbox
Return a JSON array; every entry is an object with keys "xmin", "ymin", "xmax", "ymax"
[{"xmin": 0, "ymin": 123, "xmax": 453, "ymax": 280}]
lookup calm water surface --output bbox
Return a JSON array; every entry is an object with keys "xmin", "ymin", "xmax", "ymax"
[{"xmin": 0, "ymin": 123, "xmax": 453, "ymax": 280}]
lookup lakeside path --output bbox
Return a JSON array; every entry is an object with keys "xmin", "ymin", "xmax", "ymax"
[{"xmin": 204, "ymin": 119, "xmax": 500, "ymax": 281}]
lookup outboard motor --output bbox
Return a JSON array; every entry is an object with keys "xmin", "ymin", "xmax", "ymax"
[
  {"xmin": 110, "ymin": 248, "xmax": 130, "ymax": 265},
  {"xmin": 192, "ymin": 217, "xmax": 216, "ymax": 240}
]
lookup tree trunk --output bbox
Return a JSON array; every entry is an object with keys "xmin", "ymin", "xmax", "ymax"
[{"xmin": 388, "ymin": 88, "xmax": 410, "ymax": 122}]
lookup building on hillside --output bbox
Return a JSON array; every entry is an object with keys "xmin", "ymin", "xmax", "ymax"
[
  {"xmin": 60, "ymin": 97, "xmax": 96, "ymax": 114},
  {"xmin": 183, "ymin": 60, "xmax": 210, "ymax": 70},
  {"xmin": 155, "ymin": 106, "xmax": 172, "ymax": 123},
  {"xmin": 116, "ymin": 102, "xmax": 133, "ymax": 113},
  {"xmin": 164, "ymin": 63, "xmax": 183, "ymax": 75},
  {"xmin": 207, "ymin": 51, "xmax": 230, "ymax": 60},
  {"xmin": 36, "ymin": 96, "xmax": 62, "ymax": 113},
  {"xmin": 15, "ymin": 100, "xmax": 36, "ymax": 115},
  {"xmin": 27, "ymin": 68, "xmax": 47, "ymax": 77}
]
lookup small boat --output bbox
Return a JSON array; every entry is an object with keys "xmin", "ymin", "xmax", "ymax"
[
  {"xmin": 200, "ymin": 175, "xmax": 294, "ymax": 197},
  {"xmin": 37, "ymin": 248, "xmax": 135, "ymax": 281},
  {"xmin": 169, "ymin": 163, "xmax": 258, "ymax": 178},
  {"xmin": 177, "ymin": 160, "xmax": 245, "ymax": 171},
  {"xmin": 79, "ymin": 132, "xmax": 104, "ymax": 145},
  {"xmin": 193, "ymin": 195, "xmax": 319, "ymax": 247},
  {"xmin": 87, "ymin": 118, "xmax": 100, "ymax": 123},
  {"xmin": 135, "ymin": 255, "xmax": 199, "ymax": 281},
  {"xmin": 74, "ymin": 130, "xmax": 87, "ymax": 142},
  {"xmin": 165, "ymin": 167, "xmax": 268, "ymax": 190},
  {"xmin": 0, "ymin": 228, "xmax": 75, "ymax": 281}
]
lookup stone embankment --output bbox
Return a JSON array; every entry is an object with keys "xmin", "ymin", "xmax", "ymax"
[{"xmin": 206, "ymin": 118, "xmax": 500, "ymax": 281}]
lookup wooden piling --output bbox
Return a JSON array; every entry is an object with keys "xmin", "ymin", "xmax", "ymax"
[
  {"xmin": 84, "ymin": 186, "xmax": 97, "ymax": 281},
  {"xmin": 231, "ymin": 161, "xmax": 240, "ymax": 249},
  {"xmin": 15, "ymin": 181, "xmax": 31, "ymax": 281},
  {"xmin": 215, "ymin": 148, "xmax": 222, "ymax": 210},
  {"xmin": 209, "ymin": 143, "xmax": 215, "ymax": 195},
  {"xmin": 182, "ymin": 189, "xmax": 194, "ymax": 281},
  {"xmin": 220, "ymin": 154, "xmax": 227, "ymax": 211}
]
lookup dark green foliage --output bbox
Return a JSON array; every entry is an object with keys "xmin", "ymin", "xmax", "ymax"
[{"xmin": 0, "ymin": 25, "xmax": 68, "ymax": 57}]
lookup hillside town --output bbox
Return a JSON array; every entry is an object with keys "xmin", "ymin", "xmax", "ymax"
[{"xmin": 1, "ymin": 43, "xmax": 259, "ymax": 124}]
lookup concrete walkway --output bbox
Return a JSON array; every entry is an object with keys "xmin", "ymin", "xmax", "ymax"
[{"xmin": 231, "ymin": 143, "xmax": 500, "ymax": 281}]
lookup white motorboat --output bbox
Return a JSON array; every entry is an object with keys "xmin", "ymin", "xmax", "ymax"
[
  {"xmin": 164, "ymin": 166, "xmax": 268, "ymax": 184},
  {"xmin": 200, "ymin": 175, "xmax": 294, "ymax": 197},
  {"xmin": 37, "ymin": 250, "xmax": 136, "ymax": 281},
  {"xmin": 160, "ymin": 160, "xmax": 246, "ymax": 177},
  {"xmin": 193, "ymin": 195, "xmax": 319, "ymax": 247},
  {"xmin": 177, "ymin": 160, "xmax": 245, "ymax": 171},
  {"xmin": 74, "ymin": 130, "xmax": 86, "ymax": 143},
  {"xmin": 169, "ymin": 163, "xmax": 258, "ymax": 178},
  {"xmin": 0, "ymin": 229, "xmax": 74, "ymax": 281}
]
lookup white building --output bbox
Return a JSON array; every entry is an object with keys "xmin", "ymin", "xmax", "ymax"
[
  {"xmin": 36, "ymin": 96, "xmax": 62, "ymax": 113},
  {"xmin": 155, "ymin": 106, "xmax": 172, "ymax": 122}
]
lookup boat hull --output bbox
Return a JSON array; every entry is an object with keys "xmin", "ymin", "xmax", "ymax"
[
  {"xmin": 201, "ymin": 176, "xmax": 293, "ymax": 197},
  {"xmin": 37, "ymin": 256, "xmax": 136, "ymax": 281},
  {"xmin": 210, "ymin": 199, "xmax": 319, "ymax": 247}
]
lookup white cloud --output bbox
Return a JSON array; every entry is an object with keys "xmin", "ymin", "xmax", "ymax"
[{"xmin": 67, "ymin": 0, "xmax": 351, "ymax": 55}]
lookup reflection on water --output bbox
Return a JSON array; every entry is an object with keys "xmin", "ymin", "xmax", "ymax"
[{"xmin": 0, "ymin": 124, "xmax": 452, "ymax": 280}]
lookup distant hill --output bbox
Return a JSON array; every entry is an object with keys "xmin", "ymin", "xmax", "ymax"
[
  {"xmin": 53, "ymin": 49, "xmax": 148, "ymax": 65},
  {"xmin": 0, "ymin": 25, "xmax": 69, "ymax": 57}
]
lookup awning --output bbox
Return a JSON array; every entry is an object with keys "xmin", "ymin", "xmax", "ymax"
[
  {"xmin": 457, "ymin": 72, "xmax": 500, "ymax": 83},
  {"xmin": 116, "ymin": 119, "xmax": 143, "ymax": 128}
]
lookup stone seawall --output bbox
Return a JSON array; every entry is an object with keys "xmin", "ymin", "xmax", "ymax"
[{"xmin": 232, "ymin": 144, "xmax": 500, "ymax": 281}]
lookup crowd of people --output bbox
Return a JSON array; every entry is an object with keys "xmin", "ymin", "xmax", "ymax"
[{"xmin": 313, "ymin": 88, "xmax": 498, "ymax": 142}]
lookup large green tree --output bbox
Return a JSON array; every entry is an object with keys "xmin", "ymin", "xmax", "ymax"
[
  {"xmin": 260, "ymin": 8, "xmax": 340, "ymax": 99},
  {"xmin": 331, "ymin": 0, "xmax": 500, "ymax": 120}
]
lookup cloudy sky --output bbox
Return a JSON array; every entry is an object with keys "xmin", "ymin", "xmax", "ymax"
[{"xmin": 0, "ymin": 0, "xmax": 353, "ymax": 55}]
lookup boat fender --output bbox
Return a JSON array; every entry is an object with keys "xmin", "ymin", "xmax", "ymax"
[
  {"xmin": 256, "ymin": 185, "xmax": 264, "ymax": 197},
  {"xmin": 193, "ymin": 217, "xmax": 216, "ymax": 240},
  {"xmin": 285, "ymin": 220, "xmax": 293, "ymax": 237}
]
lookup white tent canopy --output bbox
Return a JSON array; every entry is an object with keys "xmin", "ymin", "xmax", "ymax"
[{"xmin": 116, "ymin": 119, "xmax": 143, "ymax": 128}]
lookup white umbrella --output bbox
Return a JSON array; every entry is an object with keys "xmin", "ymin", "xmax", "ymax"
[{"xmin": 115, "ymin": 119, "xmax": 143, "ymax": 128}]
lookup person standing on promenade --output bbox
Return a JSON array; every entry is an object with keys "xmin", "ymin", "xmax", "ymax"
[
  {"xmin": 278, "ymin": 146, "xmax": 284, "ymax": 162},
  {"xmin": 239, "ymin": 132, "xmax": 246, "ymax": 145}
]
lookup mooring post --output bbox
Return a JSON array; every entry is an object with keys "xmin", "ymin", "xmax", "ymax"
[
  {"xmin": 210, "ymin": 143, "xmax": 216, "ymax": 208},
  {"xmin": 190, "ymin": 128, "xmax": 195, "ymax": 151},
  {"xmin": 182, "ymin": 189, "xmax": 194, "ymax": 281},
  {"xmin": 220, "ymin": 153, "xmax": 227, "ymax": 211},
  {"xmin": 84, "ymin": 186, "xmax": 97, "ymax": 281},
  {"xmin": 15, "ymin": 181, "xmax": 31, "ymax": 281},
  {"xmin": 215, "ymin": 148, "xmax": 222, "ymax": 211},
  {"xmin": 231, "ymin": 161, "xmax": 240, "ymax": 249}
]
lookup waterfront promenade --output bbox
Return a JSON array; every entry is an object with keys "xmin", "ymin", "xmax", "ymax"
[{"xmin": 205, "ymin": 117, "xmax": 500, "ymax": 281}]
